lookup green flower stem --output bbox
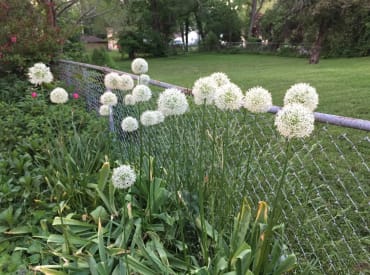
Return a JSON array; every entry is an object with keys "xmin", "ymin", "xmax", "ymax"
[
  {"xmin": 199, "ymin": 101, "xmax": 209, "ymax": 265},
  {"xmin": 242, "ymin": 114, "xmax": 256, "ymax": 196},
  {"xmin": 253, "ymin": 139, "xmax": 291, "ymax": 274}
]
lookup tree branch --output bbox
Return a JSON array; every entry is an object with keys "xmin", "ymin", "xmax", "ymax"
[{"xmin": 56, "ymin": 0, "xmax": 79, "ymax": 17}]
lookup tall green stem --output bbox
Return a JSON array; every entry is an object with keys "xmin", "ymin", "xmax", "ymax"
[
  {"xmin": 253, "ymin": 139, "xmax": 291, "ymax": 274},
  {"xmin": 199, "ymin": 102, "xmax": 209, "ymax": 264}
]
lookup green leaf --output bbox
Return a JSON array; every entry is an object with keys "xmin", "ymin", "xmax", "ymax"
[
  {"xmin": 273, "ymin": 254, "xmax": 297, "ymax": 275},
  {"xmin": 34, "ymin": 266, "xmax": 67, "ymax": 275},
  {"xmin": 125, "ymin": 255, "xmax": 157, "ymax": 275},
  {"xmin": 98, "ymin": 161, "xmax": 110, "ymax": 191},
  {"xmin": 90, "ymin": 206, "xmax": 109, "ymax": 224},
  {"xmin": 5, "ymin": 226, "xmax": 31, "ymax": 235},
  {"xmin": 230, "ymin": 198, "xmax": 251, "ymax": 255}
]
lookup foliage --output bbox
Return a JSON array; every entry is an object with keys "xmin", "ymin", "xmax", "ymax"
[
  {"xmin": 91, "ymin": 48, "xmax": 114, "ymax": 67},
  {"xmin": 260, "ymin": 0, "xmax": 370, "ymax": 61},
  {"xmin": 32, "ymin": 159, "xmax": 296, "ymax": 274},
  {"xmin": 200, "ymin": 32, "xmax": 220, "ymax": 52},
  {"xmin": 0, "ymin": 0, "xmax": 64, "ymax": 73},
  {"xmin": 118, "ymin": 30, "xmax": 168, "ymax": 58}
]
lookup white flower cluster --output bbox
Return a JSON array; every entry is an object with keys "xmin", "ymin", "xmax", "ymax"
[
  {"xmin": 99, "ymin": 105, "xmax": 110, "ymax": 116},
  {"xmin": 50, "ymin": 87, "xmax": 68, "ymax": 104},
  {"xmin": 192, "ymin": 77, "xmax": 218, "ymax": 105},
  {"xmin": 28, "ymin": 63, "xmax": 53, "ymax": 85},
  {"xmin": 124, "ymin": 94, "xmax": 136, "ymax": 106},
  {"xmin": 139, "ymin": 74, "xmax": 151, "ymax": 86},
  {"xmin": 112, "ymin": 164, "xmax": 136, "ymax": 189},
  {"xmin": 214, "ymin": 83, "xmax": 244, "ymax": 111},
  {"xmin": 121, "ymin": 116, "xmax": 139, "ymax": 132},
  {"xmin": 211, "ymin": 72, "xmax": 230, "ymax": 87},
  {"xmin": 121, "ymin": 74, "xmax": 135, "ymax": 91},
  {"xmin": 104, "ymin": 72, "xmax": 122, "ymax": 90},
  {"xmin": 157, "ymin": 88, "xmax": 189, "ymax": 117},
  {"xmin": 284, "ymin": 83, "xmax": 318, "ymax": 111},
  {"xmin": 274, "ymin": 103, "xmax": 315, "ymax": 139},
  {"xmin": 100, "ymin": 91, "xmax": 118, "ymax": 106},
  {"xmin": 243, "ymin": 86, "xmax": 272, "ymax": 113},
  {"xmin": 132, "ymin": 84, "xmax": 152, "ymax": 102},
  {"xmin": 140, "ymin": 110, "xmax": 165, "ymax": 126},
  {"xmin": 131, "ymin": 58, "xmax": 148, "ymax": 75}
]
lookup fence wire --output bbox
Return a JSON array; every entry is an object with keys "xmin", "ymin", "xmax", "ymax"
[{"xmin": 53, "ymin": 60, "xmax": 370, "ymax": 275}]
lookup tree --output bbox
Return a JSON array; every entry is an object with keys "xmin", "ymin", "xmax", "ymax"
[{"xmin": 261, "ymin": 0, "xmax": 370, "ymax": 63}]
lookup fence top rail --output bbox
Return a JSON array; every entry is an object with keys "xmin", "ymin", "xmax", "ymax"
[{"xmin": 57, "ymin": 59, "xmax": 370, "ymax": 132}]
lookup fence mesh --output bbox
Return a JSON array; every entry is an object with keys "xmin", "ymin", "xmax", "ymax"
[{"xmin": 53, "ymin": 61, "xmax": 370, "ymax": 274}]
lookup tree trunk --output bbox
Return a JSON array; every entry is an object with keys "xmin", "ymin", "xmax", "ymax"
[
  {"xmin": 309, "ymin": 21, "xmax": 326, "ymax": 64},
  {"xmin": 185, "ymin": 18, "xmax": 189, "ymax": 52},
  {"xmin": 247, "ymin": 0, "xmax": 257, "ymax": 38}
]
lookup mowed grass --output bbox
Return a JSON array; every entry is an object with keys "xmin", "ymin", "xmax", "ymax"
[{"xmin": 110, "ymin": 52, "xmax": 370, "ymax": 120}]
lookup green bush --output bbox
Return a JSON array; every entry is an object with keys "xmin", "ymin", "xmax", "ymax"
[
  {"xmin": 91, "ymin": 48, "xmax": 114, "ymax": 67},
  {"xmin": 200, "ymin": 32, "xmax": 220, "ymax": 52},
  {"xmin": 0, "ymin": 0, "xmax": 64, "ymax": 73}
]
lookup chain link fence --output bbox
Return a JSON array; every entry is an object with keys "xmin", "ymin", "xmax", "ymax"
[{"xmin": 53, "ymin": 60, "xmax": 369, "ymax": 274}]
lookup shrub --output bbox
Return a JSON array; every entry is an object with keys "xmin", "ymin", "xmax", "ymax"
[
  {"xmin": 91, "ymin": 48, "xmax": 114, "ymax": 67},
  {"xmin": 200, "ymin": 32, "xmax": 220, "ymax": 52},
  {"xmin": 0, "ymin": 0, "xmax": 64, "ymax": 73}
]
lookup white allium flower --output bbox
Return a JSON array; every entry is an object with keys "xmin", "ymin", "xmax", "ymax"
[
  {"xmin": 124, "ymin": 94, "xmax": 136, "ymax": 106},
  {"xmin": 131, "ymin": 58, "xmax": 148, "ymax": 74},
  {"xmin": 28, "ymin": 62, "xmax": 53, "ymax": 85},
  {"xmin": 100, "ymin": 91, "xmax": 118, "ymax": 106},
  {"xmin": 112, "ymin": 165, "xmax": 136, "ymax": 189},
  {"xmin": 132, "ymin": 84, "xmax": 152, "ymax": 102},
  {"xmin": 99, "ymin": 105, "xmax": 110, "ymax": 116},
  {"xmin": 154, "ymin": 111, "xmax": 165, "ymax": 123},
  {"xmin": 243, "ymin": 86, "xmax": 273, "ymax": 113},
  {"xmin": 157, "ymin": 88, "xmax": 189, "ymax": 117},
  {"xmin": 210, "ymin": 72, "xmax": 230, "ymax": 87},
  {"xmin": 121, "ymin": 116, "xmax": 139, "ymax": 132},
  {"xmin": 284, "ymin": 83, "xmax": 318, "ymax": 111},
  {"xmin": 104, "ymin": 72, "xmax": 121, "ymax": 90},
  {"xmin": 274, "ymin": 104, "xmax": 315, "ymax": 139},
  {"xmin": 192, "ymin": 76, "xmax": 218, "ymax": 105},
  {"xmin": 140, "ymin": 110, "xmax": 162, "ymax": 126},
  {"xmin": 50, "ymin": 87, "xmax": 68, "ymax": 104},
  {"xmin": 214, "ymin": 83, "xmax": 244, "ymax": 111},
  {"xmin": 139, "ymin": 74, "xmax": 151, "ymax": 85},
  {"xmin": 120, "ymin": 74, "xmax": 135, "ymax": 91}
]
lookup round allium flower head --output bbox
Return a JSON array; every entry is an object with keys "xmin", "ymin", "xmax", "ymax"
[
  {"xmin": 132, "ymin": 84, "xmax": 152, "ymax": 102},
  {"xmin": 104, "ymin": 72, "xmax": 121, "ymax": 90},
  {"xmin": 100, "ymin": 91, "xmax": 118, "ymax": 106},
  {"xmin": 124, "ymin": 94, "xmax": 136, "ymax": 106},
  {"xmin": 274, "ymin": 104, "xmax": 315, "ymax": 139},
  {"xmin": 157, "ymin": 88, "xmax": 189, "ymax": 117},
  {"xmin": 284, "ymin": 83, "xmax": 318, "ymax": 111},
  {"xmin": 139, "ymin": 74, "xmax": 151, "ymax": 85},
  {"xmin": 120, "ymin": 74, "xmax": 135, "ymax": 91},
  {"xmin": 140, "ymin": 110, "xmax": 162, "ymax": 126},
  {"xmin": 243, "ymin": 86, "xmax": 273, "ymax": 113},
  {"xmin": 214, "ymin": 83, "xmax": 244, "ymax": 111},
  {"xmin": 28, "ymin": 62, "xmax": 53, "ymax": 85},
  {"xmin": 99, "ymin": 105, "xmax": 110, "ymax": 116},
  {"xmin": 121, "ymin": 116, "xmax": 139, "ymax": 132},
  {"xmin": 50, "ymin": 87, "xmax": 68, "ymax": 104},
  {"xmin": 210, "ymin": 72, "xmax": 230, "ymax": 87},
  {"xmin": 131, "ymin": 58, "xmax": 148, "ymax": 74},
  {"xmin": 192, "ymin": 76, "xmax": 218, "ymax": 105},
  {"xmin": 112, "ymin": 164, "xmax": 136, "ymax": 189},
  {"xmin": 154, "ymin": 111, "xmax": 165, "ymax": 123}
]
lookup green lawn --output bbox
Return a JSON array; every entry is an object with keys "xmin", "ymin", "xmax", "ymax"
[{"xmin": 110, "ymin": 52, "xmax": 370, "ymax": 120}]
